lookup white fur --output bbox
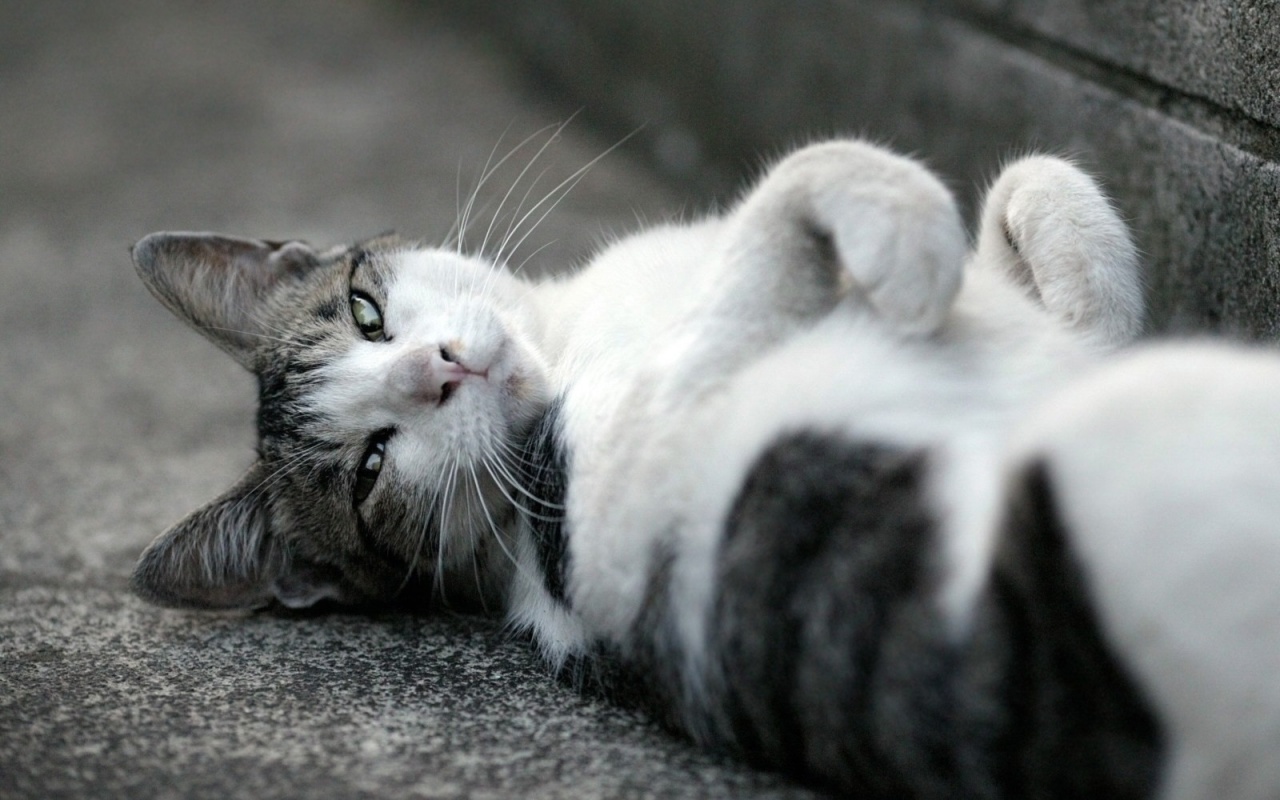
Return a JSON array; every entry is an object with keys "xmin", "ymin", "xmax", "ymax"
[
  {"xmin": 555, "ymin": 144, "xmax": 1141, "ymax": 679},
  {"xmin": 1007, "ymin": 344, "xmax": 1280, "ymax": 800},
  {"xmin": 507, "ymin": 530, "xmax": 589, "ymax": 667},
  {"xmin": 976, "ymin": 155, "xmax": 1144, "ymax": 347}
]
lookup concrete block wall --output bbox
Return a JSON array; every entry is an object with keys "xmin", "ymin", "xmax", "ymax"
[{"xmin": 443, "ymin": 1, "xmax": 1280, "ymax": 339}]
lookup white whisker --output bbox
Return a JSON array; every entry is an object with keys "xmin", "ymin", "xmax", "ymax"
[
  {"xmin": 458, "ymin": 121, "xmax": 567, "ymax": 257},
  {"xmin": 468, "ymin": 460, "xmax": 526, "ymax": 576},
  {"xmin": 397, "ymin": 479, "xmax": 442, "ymax": 596},
  {"xmin": 510, "ymin": 239, "xmax": 559, "ymax": 280},
  {"xmin": 494, "ymin": 127, "xmax": 642, "ymax": 269},
  {"xmin": 435, "ymin": 457, "xmax": 461, "ymax": 601},
  {"xmin": 482, "ymin": 455, "xmax": 566, "ymax": 520},
  {"xmin": 478, "ymin": 121, "xmax": 569, "ymax": 259}
]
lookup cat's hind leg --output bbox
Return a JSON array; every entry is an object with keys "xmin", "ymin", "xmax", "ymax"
[
  {"xmin": 1002, "ymin": 343, "xmax": 1280, "ymax": 799},
  {"xmin": 975, "ymin": 156, "xmax": 1143, "ymax": 346}
]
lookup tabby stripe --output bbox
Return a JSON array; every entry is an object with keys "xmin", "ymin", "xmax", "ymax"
[
  {"xmin": 616, "ymin": 544, "xmax": 694, "ymax": 735},
  {"xmin": 708, "ymin": 432, "xmax": 949, "ymax": 795},
  {"xmin": 993, "ymin": 460, "xmax": 1163, "ymax": 799},
  {"xmin": 696, "ymin": 434, "xmax": 1165, "ymax": 797},
  {"xmin": 353, "ymin": 512, "xmax": 413, "ymax": 575},
  {"xmin": 518, "ymin": 398, "xmax": 571, "ymax": 604},
  {"xmin": 312, "ymin": 296, "xmax": 343, "ymax": 322}
]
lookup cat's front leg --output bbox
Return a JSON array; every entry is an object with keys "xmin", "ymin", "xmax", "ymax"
[
  {"xmin": 721, "ymin": 140, "xmax": 966, "ymax": 333},
  {"xmin": 975, "ymin": 156, "xmax": 1143, "ymax": 347},
  {"xmin": 657, "ymin": 140, "xmax": 968, "ymax": 403}
]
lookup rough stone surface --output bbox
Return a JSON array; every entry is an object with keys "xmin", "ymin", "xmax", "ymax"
[
  {"xmin": 949, "ymin": 0, "xmax": 1280, "ymax": 129},
  {"xmin": 0, "ymin": 1, "xmax": 818, "ymax": 798},
  {"xmin": 448, "ymin": 0, "xmax": 1280, "ymax": 340}
]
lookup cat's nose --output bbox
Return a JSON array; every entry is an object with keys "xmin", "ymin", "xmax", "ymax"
[{"xmin": 387, "ymin": 346, "xmax": 480, "ymax": 406}]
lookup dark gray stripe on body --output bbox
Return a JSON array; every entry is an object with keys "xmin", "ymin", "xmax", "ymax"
[
  {"xmin": 681, "ymin": 432, "xmax": 1162, "ymax": 797},
  {"xmin": 991, "ymin": 460, "xmax": 1163, "ymax": 799},
  {"xmin": 612, "ymin": 543, "xmax": 699, "ymax": 735},
  {"xmin": 256, "ymin": 362, "xmax": 323, "ymax": 445},
  {"xmin": 709, "ymin": 432, "xmax": 962, "ymax": 796},
  {"xmin": 517, "ymin": 398, "xmax": 571, "ymax": 604}
]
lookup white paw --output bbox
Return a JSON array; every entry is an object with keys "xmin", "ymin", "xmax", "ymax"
[
  {"xmin": 731, "ymin": 140, "xmax": 967, "ymax": 336},
  {"xmin": 977, "ymin": 156, "xmax": 1143, "ymax": 346}
]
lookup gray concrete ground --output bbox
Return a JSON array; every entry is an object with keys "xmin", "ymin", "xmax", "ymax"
[{"xmin": 0, "ymin": 2, "xmax": 818, "ymax": 797}]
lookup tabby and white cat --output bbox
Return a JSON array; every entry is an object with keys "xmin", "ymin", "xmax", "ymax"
[{"xmin": 131, "ymin": 139, "xmax": 1280, "ymax": 798}]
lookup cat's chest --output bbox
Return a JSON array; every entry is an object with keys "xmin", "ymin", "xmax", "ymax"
[{"xmin": 533, "ymin": 219, "xmax": 724, "ymax": 446}]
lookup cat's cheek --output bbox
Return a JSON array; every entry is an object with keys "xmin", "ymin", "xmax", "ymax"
[
  {"xmin": 504, "ymin": 368, "xmax": 552, "ymax": 427},
  {"xmin": 488, "ymin": 334, "xmax": 551, "ymax": 421},
  {"xmin": 506, "ymin": 363, "xmax": 549, "ymax": 402},
  {"xmin": 503, "ymin": 372, "xmax": 531, "ymax": 403}
]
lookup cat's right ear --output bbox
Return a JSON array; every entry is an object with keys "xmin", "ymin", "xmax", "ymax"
[
  {"xmin": 133, "ymin": 463, "xmax": 358, "ymax": 611},
  {"xmin": 132, "ymin": 232, "xmax": 320, "ymax": 368},
  {"xmin": 131, "ymin": 463, "xmax": 284, "ymax": 610}
]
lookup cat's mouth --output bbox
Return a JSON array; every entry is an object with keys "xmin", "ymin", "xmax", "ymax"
[
  {"xmin": 439, "ymin": 343, "xmax": 491, "ymax": 379},
  {"xmin": 436, "ymin": 358, "xmax": 490, "ymax": 406}
]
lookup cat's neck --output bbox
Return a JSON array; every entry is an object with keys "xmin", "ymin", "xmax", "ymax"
[{"xmin": 520, "ymin": 218, "xmax": 724, "ymax": 382}]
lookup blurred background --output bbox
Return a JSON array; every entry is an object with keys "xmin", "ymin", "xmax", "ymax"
[
  {"xmin": 1, "ymin": 1, "xmax": 1276, "ymax": 798},
  {"xmin": 443, "ymin": 0, "xmax": 1280, "ymax": 338}
]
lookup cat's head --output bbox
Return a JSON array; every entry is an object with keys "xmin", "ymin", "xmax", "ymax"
[{"xmin": 131, "ymin": 232, "xmax": 550, "ymax": 611}]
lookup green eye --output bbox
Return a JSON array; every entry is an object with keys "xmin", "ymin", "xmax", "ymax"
[
  {"xmin": 350, "ymin": 292, "xmax": 386, "ymax": 342},
  {"xmin": 353, "ymin": 434, "xmax": 390, "ymax": 505}
]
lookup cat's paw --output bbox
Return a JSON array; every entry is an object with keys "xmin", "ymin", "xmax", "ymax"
[
  {"xmin": 976, "ymin": 156, "xmax": 1143, "ymax": 346},
  {"xmin": 728, "ymin": 140, "xmax": 967, "ymax": 336}
]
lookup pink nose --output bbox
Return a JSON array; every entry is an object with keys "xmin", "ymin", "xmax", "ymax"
[{"xmin": 387, "ymin": 346, "xmax": 474, "ymax": 406}]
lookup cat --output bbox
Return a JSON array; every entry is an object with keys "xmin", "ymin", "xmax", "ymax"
[{"xmin": 129, "ymin": 138, "xmax": 1280, "ymax": 798}]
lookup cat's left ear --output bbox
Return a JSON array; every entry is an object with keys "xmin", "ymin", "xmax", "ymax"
[
  {"xmin": 132, "ymin": 232, "xmax": 321, "ymax": 369},
  {"xmin": 131, "ymin": 462, "xmax": 352, "ymax": 611}
]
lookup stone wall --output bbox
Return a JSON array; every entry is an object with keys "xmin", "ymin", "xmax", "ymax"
[{"xmin": 444, "ymin": 1, "xmax": 1280, "ymax": 338}]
